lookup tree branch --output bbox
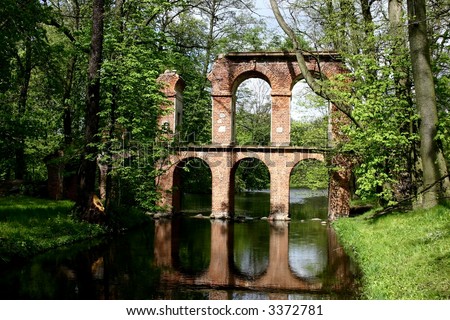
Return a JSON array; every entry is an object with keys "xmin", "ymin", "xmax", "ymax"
[
  {"xmin": 46, "ymin": 18, "xmax": 76, "ymax": 43},
  {"xmin": 269, "ymin": 0, "xmax": 362, "ymax": 129}
]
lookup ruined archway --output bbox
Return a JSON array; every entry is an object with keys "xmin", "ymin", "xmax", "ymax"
[
  {"xmin": 158, "ymin": 52, "xmax": 351, "ymax": 220},
  {"xmin": 289, "ymin": 158, "xmax": 329, "ymax": 220},
  {"xmin": 208, "ymin": 52, "xmax": 346, "ymax": 147},
  {"xmin": 290, "ymin": 79, "xmax": 330, "ymax": 148},
  {"xmin": 234, "ymin": 77, "xmax": 272, "ymax": 146},
  {"xmin": 231, "ymin": 157, "xmax": 271, "ymax": 218},
  {"xmin": 157, "ymin": 70, "xmax": 185, "ymax": 135}
]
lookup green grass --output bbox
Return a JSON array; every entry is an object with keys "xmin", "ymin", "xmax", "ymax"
[
  {"xmin": 333, "ymin": 205, "xmax": 450, "ymax": 299},
  {"xmin": 0, "ymin": 195, "xmax": 106, "ymax": 263}
]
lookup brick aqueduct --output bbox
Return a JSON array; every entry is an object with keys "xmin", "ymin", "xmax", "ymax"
[{"xmin": 156, "ymin": 52, "xmax": 351, "ymax": 220}]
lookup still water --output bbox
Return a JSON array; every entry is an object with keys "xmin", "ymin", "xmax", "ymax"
[{"xmin": 0, "ymin": 189, "xmax": 359, "ymax": 299}]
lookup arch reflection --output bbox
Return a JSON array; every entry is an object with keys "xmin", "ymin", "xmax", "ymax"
[{"xmin": 154, "ymin": 219, "xmax": 356, "ymax": 295}]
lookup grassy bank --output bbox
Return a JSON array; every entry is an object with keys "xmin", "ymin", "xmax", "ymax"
[
  {"xmin": 333, "ymin": 205, "xmax": 450, "ymax": 299},
  {"xmin": 0, "ymin": 196, "xmax": 106, "ymax": 264}
]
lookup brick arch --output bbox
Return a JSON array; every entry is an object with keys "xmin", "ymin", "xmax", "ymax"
[
  {"xmin": 231, "ymin": 72, "xmax": 273, "ymax": 146},
  {"xmin": 231, "ymin": 70, "xmax": 272, "ymax": 95},
  {"xmin": 288, "ymin": 157, "xmax": 327, "ymax": 187},
  {"xmin": 157, "ymin": 51, "xmax": 352, "ymax": 220},
  {"xmin": 289, "ymin": 153, "xmax": 325, "ymax": 171},
  {"xmin": 290, "ymin": 70, "xmax": 326, "ymax": 91},
  {"xmin": 209, "ymin": 52, "xmax": 345, "ymax": 146}
]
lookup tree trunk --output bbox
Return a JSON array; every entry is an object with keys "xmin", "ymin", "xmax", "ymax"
[
  {"xmin": 78, "ymin": 0, "xmax": 104, "ymax": 215},
  {"xmin": 15, "ymin": 39, "xmax": 33, "ymax": 180},
  {"xmin": 407, "ymin": 0, "xmax": 450, "ymax": 208},
  {"xmin": 63, "ymin": 57, "xmax": 77, "ymax": 146},
  {"xmin": 103, "ymin": 0, "xmax": 125, "ymax": 211}
]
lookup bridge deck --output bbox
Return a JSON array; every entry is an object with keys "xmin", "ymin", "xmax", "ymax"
[{"xmin": 167, "ymin": 144, "xmax": 331, "ymax": 153}]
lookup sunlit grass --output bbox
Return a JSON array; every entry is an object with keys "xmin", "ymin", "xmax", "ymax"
[
  {"xmin": 0, "ymin": 195, "xmax": 106, "ymax": 263},
  {"xmin": 333, "ymin": 205, "xmax": 450, "ymax": 299}
]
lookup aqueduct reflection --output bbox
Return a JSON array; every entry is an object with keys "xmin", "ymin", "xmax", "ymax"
[{"xmin": 154, "ymin": 218, "xmax": 355, "ymax": 295}]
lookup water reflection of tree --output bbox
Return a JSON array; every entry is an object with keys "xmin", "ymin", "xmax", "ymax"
[
  {"xmin": 175, "ymin": 218, "xmax": 211, "ymax": 274},
  {"xmin": 233, "ymin": 222, "xmax": 270, "ymax": 277}
]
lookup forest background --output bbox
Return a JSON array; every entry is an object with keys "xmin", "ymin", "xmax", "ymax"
[{"xmin": 1, "ymin": 0, "xmax": 450, "ymax": 218}]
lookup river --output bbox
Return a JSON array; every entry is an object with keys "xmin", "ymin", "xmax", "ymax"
[{"xmin": 0, "ymin": 189, "xmax": 359, "ymax": 299}]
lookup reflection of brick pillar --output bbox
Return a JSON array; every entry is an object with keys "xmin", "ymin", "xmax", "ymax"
[
  {"xmin": 207, "ymin": 220, "xmax": 233, "ymax": 285},
  {"xmin": 211, "ymin": 95, "xmax": 233, "ymax": 145},
  {"xmin": 326, "ymin": 226, "xmax": 354, "ymax": 290},
  {"xmin": 271, "ymin": 94, "xmax": 291, "ymax": 146},
  {"xmin": 154, "ymin": 220, "xmax": 173, "ymax": 267},
  {"xmin": 260, "ymin": 222, "xmax": 290, "ymax": 287}
]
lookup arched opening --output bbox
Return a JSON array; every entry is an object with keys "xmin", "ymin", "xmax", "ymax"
[
  {"xmin": 233, "ymin": 78, "xmax": 272, "ymax": 146},
  {"xmin": 288, "ymin": 158, "xmax": 330, "ymax": 279},
  {"xmin": 290, "ymin": 79, "xmax": 330, "ymax": 147},
  {"xmin": 231, "ymin": 158, "xmax": 270, "ymax": 218},
  {"xmin": 172, "ymin": 157, "xmax": 212, "ymax": 214},
  {"xmin": 289, "ymin": 159, "xmax": 329, "ymax": 220}
]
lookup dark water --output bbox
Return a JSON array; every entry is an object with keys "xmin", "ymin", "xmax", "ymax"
[{"xmin": 0, "ymin": 189, "xmax": 359, "ymax": 300}]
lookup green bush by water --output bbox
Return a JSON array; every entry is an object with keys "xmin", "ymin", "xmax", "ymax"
[
  {"xmin": 333, "ymin": 205, "xmax": 450, "ymax": 299},
  {"xmin": 0, "ymin": 196, "xmax": 106, "ymax": 263}
]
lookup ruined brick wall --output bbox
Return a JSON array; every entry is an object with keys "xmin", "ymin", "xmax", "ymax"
[
  {"xmin": 157, "ymin": 71, "xmax": 185, "ymax": 135},
  {"xmin": 207, "ymin": 52, "xmax": 345, "ymax": 146},
  {"xmin": 156, "ymin": 146, "xmax": 324, "ymax": 220},
  {"xmin": 157, "ymin": 52, "xmax": 351, "ymax": 220}
]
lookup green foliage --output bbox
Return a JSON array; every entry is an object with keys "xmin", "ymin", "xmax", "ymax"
[
  {"xmin": 95, "ymin": 0, "xmax": 178, "ymax": 211},
  {"xmin": 334, "ymin": 52, "xmax": 417, "ymax": 205},
  {"xmin": 291, "ymin": 81, "xmax": 329, "ymax": 148},
  {"xmin": 235, "ymin": 109, "xmax": 271, "ymax": 145},
  {"xmin": 284, "ymin": 0, "xmax": 428, "ymax": 206},
  {"xmin": 179, "ymin": 158, "xmax": 212, "ymax": 194},
  {"xmin": 235, "ymin": 159, "xmax": 270, "ymax": 192},
  {"xmin": 235, "ymin": 79, "xmax": 271, "ymax": 145},
  {"xmin": 291, "ymin": 118, "xmax": 328, "ymax": 147},
  {"xmin": 290, "ymin": 160, "xmax": 328, "ymax": 190},
  {"xmin": 333, "ymin": 205, "xmax": 450, "ymax": 299},
  {"xmin": 0, "ymin": 0, "xmax": 65, "ymax": 180}
]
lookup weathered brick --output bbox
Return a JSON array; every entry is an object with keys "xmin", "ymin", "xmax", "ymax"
[{"xmin": 157, "ymin": 52, "xmax": 351, "ymax": 220}]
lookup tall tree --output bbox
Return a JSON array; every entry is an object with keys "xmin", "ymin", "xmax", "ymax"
[
  {"xmin": 78, "ymin": 0, "xmax": 105, "ymax": 215},
  {"xmin": 407, "ymin": 0, "xmax": 450, "ymax": 208},
  {"xmin": 0, "ymin": 0, "xmax": 45, "ymax": 180},
  {"xmin": 269, "ymin": 0, "xmax": 417, "ymax": 206}
]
